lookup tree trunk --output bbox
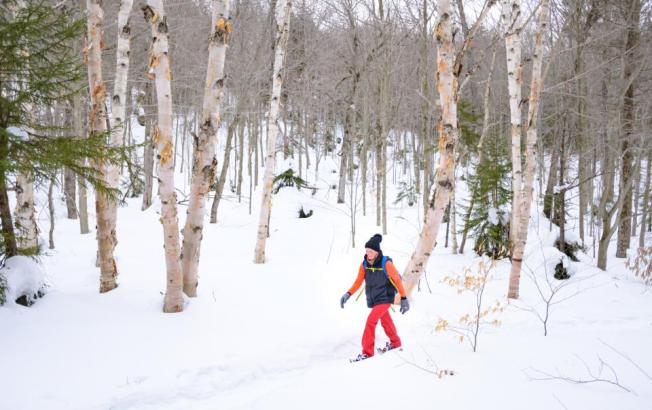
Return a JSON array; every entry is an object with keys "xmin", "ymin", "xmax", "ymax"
[
  {"xmin": 181, "ymin": 0, "xmax": 232, "ymax": 297},
  {"xmin": 86, "ymin": 0, "xmax": 118, "ymax": 293},
  {"xmin": 48, "ymin": 178, "xmax": 55, "ymax": 249},
  {"xmin": 210, "ymin": 115, "xmax": 239, "ymax": 224},
  {"xmin": 502, "ymin": 0, "xmax": 524, "ymax": 251},
  {"xmin": 236, "ymin": 119, "xmax": 245, "ymax": 202},
  {"xmin": 141, "ymin": 82, "xmax": 155, "ymax": 211},
  {"xmin": 64, "ymin": 165, "xmax": 77, "ymax": 219},
  {"xmin": 105, "ymin": 0, "xmax": 134, "ymax": 257},
  {"xmin": 143, "ymin": 0, "xmax": 183, "ymax": 312},
  {"xmin": 402, "ymin": 0, "xmax": 458, "ymax": 296},
  {"xmin": 182, "ymin": 0, "xmax": 232, "ymax": 297},
  {"xmin": 557, "ymin": 133, "xmax": 567, "ymax": 249},
  {"xmin": 253, "ymin": 0, "xmax": 292, "ymax": 264},
  {"xmin": 454, "ymin": 0, "xmax": 479, "ymax": 107},
  {"xmin": 14, "ymin": 174, "xmax": 38, "ymax": 252},
  {"xmin": 0, "ymin": 130, "xmax": 17, "ymax": 258},
  {"xmin": 615, "ymin": 0, "xmax": 640, "ymax": 258},
  {"xmin": 543, "ymin": 137, "xmax": 559, "ymax": 219},
  {"xmin": 74, "ymin": 92, "xmax": 90, "ymax": 234},
  {"xmin": 361, "ymin": 101, "xmax": 369, "ymax": 216},
  {"xmin": 632, "ymin": 153, "xmax": 642, "ymax": 237},
  {"xmin": 507, "ymin": 0, "xmax": 549, "ymax": 299},
  {"xmin": 640, "ymin": 153, "xmax": 651, "ymax": 248}
]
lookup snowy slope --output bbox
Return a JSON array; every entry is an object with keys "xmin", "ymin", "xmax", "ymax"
[{"xmin": 1, "ymin": 142, "xmax": 652, "ymax": 410}]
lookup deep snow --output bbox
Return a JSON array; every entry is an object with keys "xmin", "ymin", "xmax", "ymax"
[{"xmin": 1, "ymin": 134, "xmax": 651, "ymax": 410}]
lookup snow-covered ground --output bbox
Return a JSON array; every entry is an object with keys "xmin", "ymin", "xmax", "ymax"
[{"xmin": 1, "ymin": 136, "xmax": 651, "ymax": 409}]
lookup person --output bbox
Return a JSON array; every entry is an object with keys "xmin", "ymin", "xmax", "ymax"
[{"xmin": 340, "ymin": 234, "xmax": 409, "ymax": 361}]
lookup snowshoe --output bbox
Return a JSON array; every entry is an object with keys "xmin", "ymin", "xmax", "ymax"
[
  {"xmin": 376, "ymin": 342, "xmax": 401, "ymax": 354},
  {"xmin": 349, "ymin": 353, "xmax": 370, "ymax": 363}
]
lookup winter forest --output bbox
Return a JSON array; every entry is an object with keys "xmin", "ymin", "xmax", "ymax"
[{"xmin": 1, "ymin": 0, "xmax": 652, "ymax": 408}]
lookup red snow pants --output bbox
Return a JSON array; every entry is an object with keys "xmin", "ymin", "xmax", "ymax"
[{"xmin": 362, "ymin": 303, "xmax": 401, "ymax": 357}]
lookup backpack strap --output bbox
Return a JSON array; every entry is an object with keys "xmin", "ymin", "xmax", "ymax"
[{"xmin": 382, "ymin": 256, "xmax": 400, "ymax": 291}]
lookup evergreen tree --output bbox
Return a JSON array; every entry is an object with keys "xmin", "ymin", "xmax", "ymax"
[
  {"xmin": 0, "ymin": 1, "xmax": 123, "ymax": 259},
  {"xmin": 461, "ymin": 131, "xmax": 512, "ymax": 259}
]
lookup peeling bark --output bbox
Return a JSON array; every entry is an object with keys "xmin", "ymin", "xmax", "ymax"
[
  {"xmin": 402, "ymin": 0, "xmax": 458, "ymax": 296},
  {"xmin": 143, "ymin": 0, "xmax": 183, "ymax": 312},
  {"xmin": 86, "ymin": 0, "xmax": 118, "ymax": 293},
  {"xmin": 181, "ymin": 0, "xmax": 232, "ymax": 297}
]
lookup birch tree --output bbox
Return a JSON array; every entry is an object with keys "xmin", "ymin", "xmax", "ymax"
[
  {"xmin": 181, "ymin": 0, "xmax": 232, "ymax": 297},
  {"xmin": 105, "ymin": 0, "xmax": 134, "ymax": 256},
  {"xmin": 402, "ymin": 0, "xmax": 458, "ymax": 295},
  {"xmin": 401, "ymin": 0, "xmax": 495, "ymax": 296},
  {"xmin": 86, "ymin": 0, "xmax": 118, "ymax": 293},
  {"xmin": 507, "ymin": 0, "xmax": 550, "ymax": 299},
  {"xmin": 143, "ymin": 0, "xmax": 184, "ymax": 313},
  {"xmin": 501, "ymin": 0, "xmax": 523, "ymax": 250},
  {"xmin": 10, "ymin": 1, "xmax": 38, "ymax": 254},
  {"xmin": 14, "ymin": 175, "xmax": 38, "ymax": 251},
  {"xmin": 253, "ymin": 0, "xmax": 292, "ymax": 264}
]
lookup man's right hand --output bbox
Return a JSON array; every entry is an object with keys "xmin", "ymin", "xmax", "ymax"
[{"xmin": 340, "ymin": 292, "xmax": 351, "ymax": 308}]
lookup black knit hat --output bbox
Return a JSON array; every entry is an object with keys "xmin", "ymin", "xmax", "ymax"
[{"xmin": 365, "ymin": 234, "xmax": 382, "ymax": 253}]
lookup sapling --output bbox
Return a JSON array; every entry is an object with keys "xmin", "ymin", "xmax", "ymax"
[{"xmin": 435, "ymin": 259, "xmax": 505, "ymax": 352}]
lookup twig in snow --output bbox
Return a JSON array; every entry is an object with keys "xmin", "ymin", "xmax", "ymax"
[
  {"xmin": 526, "ymin": 355, "xmax": 635, "ymax": 394},
  {"xmin": 553, "ymin": 394, "xmax": 569, "ymax": 410},
  {"xmin": 599, "ymin": 339, "xmax": 652, "ymax": 383}
]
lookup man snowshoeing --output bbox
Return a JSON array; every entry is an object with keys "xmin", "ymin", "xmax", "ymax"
[{"xmin": 340, "ymin": 234, "xmax": 409, "ymax": 362}]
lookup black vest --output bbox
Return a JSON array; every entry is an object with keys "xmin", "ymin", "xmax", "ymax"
[{"xmin": 363, "ymin": 253, "xmax": 397, "ymax": 308}]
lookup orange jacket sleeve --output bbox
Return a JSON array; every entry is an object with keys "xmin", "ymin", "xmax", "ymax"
[
  {"xmin": 347, "ymin": 264, "xmax": 365, "ymax": 295},
  {"xmin": 385, "ymin": 260, "xmax": 407, "ymax": 298}
]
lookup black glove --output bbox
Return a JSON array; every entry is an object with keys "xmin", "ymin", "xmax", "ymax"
[
  {"xmin": 340, "ymin": 292, "xmax": 351, "ymax": 308},
  {"xmin": 400, "ymin": 297, "xmax": 409, "ymax": 314}
]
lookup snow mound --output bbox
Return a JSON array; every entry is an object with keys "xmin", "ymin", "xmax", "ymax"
[{"xmin": 0, "ymin": 256, "xmax": 47, "ymax": 306}]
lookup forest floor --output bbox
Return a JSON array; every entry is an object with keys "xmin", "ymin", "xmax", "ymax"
[{"xmin": 1, "ymin": 154, "xmax": 651, "ymax": 410}]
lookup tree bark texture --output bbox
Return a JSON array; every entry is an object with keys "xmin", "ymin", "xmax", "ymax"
[
  {"xmin": 253, "ymin": 0, "xmax": 292, "ymax": 264},
  {"xmin": 74, "ymin": 93, "xmax": 90, "ymax": 234},
  {"xmin": 105, "ymin": 0, "xmax": 134, "ymax": 256},
  {"xmin": 501, "ymin": 0, "xmax": 524, "ymax": 250},
  {"xmin": 210, "ymin": 115, "xmax": 239, "ymax": 224},
  {"xmin": 402, "ymin": 0, "xmax": 458, "ymax": 297},
  {"xmin": 507, "ymin": 0, "xmax": 549, "ymax": 299},
  {"xmin": 616, "ymin": 0, "xmax": 640, "ymax": 258},
  {"xmin": 14, "ymin": 174, "xmax": 38, "ymax": 251},
  {"xmin": 86, "ymin": 0, "xmax": 118, "ymax": 293},
  {"xmin": 143, "ymin": 0, "xmax": 184, "ymax": 312},
  {"xmin": 181, "ymin": 0, "xmax": 232, "ymax": 297}
]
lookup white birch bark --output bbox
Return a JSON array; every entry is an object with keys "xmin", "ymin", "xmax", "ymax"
[
  {"xmin": 10, "ymin": 1, "xmax": 38, "ymax": 253},
  {"xmin": 501, "ymin": 0, "xmax": 524, "ymax": 250},
  {"xmin": 402, "ymin": 0, "xmax": 458, "ymax": 296},
  {"xmin": 253, "ymin": 0, "xmax": 292, "ymax": 264},
  {"xmin": 143, "ymin": 0, "xmax": 184, "ymax": 313},
  {"xmin": 86, "ymin": 0, "xmax": 118, "ymax": 293},
  {"xmin": 507, "ymin": 0, "xmax": 549, "ymax": 299},
  {"xmin": 105, "ymin": 0, "xmax": 134, "ymax": 253},
  {"xmin": 182, "ymin": 0, "xmax": 232, "ymax": 296},
  {"xmin": 14, "ymin": 174, "xmax": 38, "ymax": 251}
]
